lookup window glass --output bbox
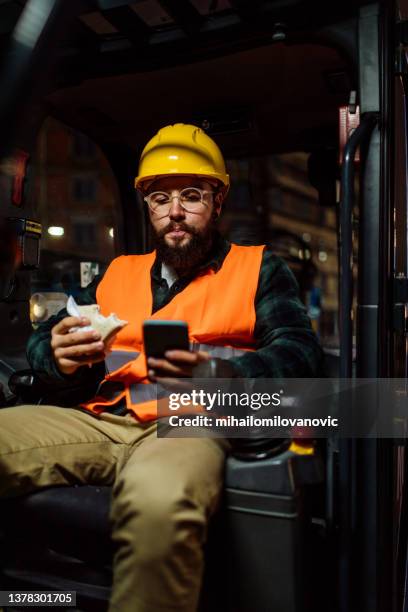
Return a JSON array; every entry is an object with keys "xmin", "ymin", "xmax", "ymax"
[
  {"xmin": 30, "ymin": 117, "xmax": 122, "ymax": 326},
  {"xmin": 222, "ymin": 153, "xmax": 338, "ymax": 347},
  {"xmin": 72, "ymin": 176, "xmax": 97, "ymax": 201}
]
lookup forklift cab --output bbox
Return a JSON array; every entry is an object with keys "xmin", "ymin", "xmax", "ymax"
[{"xmin": 0, "ymin": 0, "xmax": 404, "ymax": 610}]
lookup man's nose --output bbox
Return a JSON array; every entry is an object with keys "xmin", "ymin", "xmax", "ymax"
[{"xmin": 168, "ymin": 196, "xmax": 186, "ymax": 219}]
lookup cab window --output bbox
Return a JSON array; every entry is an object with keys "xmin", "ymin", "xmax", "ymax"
[
  {"xmin": 30, "ymin": 117, "xmax": 122, "ymax": 325},
  {"xmin": 223, "ymin": 153, "xmax": 338, "ymax": 346}
]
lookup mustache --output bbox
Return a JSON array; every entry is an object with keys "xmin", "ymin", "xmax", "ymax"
[{"xmin": 156, "ymin": 221, "xmax": 197, "ymax": 238}]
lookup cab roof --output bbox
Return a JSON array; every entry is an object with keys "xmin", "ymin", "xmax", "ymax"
[{"xmin": 0, "ymin": 0, "xmax": 374, "ymax": 155}]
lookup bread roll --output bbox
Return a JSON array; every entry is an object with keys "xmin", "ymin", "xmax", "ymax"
[{"xmin": 77, "ymin": 304, "xmax": 128, "ymax": 344}]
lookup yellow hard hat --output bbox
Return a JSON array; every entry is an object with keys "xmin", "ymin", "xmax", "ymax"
[{"xmin": 135, "ymin": 123, "xmax": 229, "ymax": 195}]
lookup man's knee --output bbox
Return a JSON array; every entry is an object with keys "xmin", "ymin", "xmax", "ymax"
[{"xmin": 111, "ymin": 469, "xmax": 208, "ymax": 563}]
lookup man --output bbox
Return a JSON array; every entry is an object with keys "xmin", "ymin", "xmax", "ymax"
[{"xmin": 0, "ymin": 123, "xmax": 322, "ymax": 612}]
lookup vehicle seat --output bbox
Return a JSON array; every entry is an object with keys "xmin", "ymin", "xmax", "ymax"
[{"xmin": 0, "ymin": 371, "xmax": 326, "ymax": 612}]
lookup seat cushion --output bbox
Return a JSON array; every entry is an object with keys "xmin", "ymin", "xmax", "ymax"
[{"xmin": 1, "ymin": 485, "xmax": 113, "ymax": 564}]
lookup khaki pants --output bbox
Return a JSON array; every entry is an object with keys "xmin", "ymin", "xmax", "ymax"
[{"xmin": 0, "ymin": 405, "xmax": 229, "ymax": 612}]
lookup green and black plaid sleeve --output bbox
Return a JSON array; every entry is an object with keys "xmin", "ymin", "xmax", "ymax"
[{"xmin": 230, "ymin": 250, "xmax": 323, "ymax": 377}]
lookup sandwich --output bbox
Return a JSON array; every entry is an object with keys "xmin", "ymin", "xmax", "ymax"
[
  {"xmin": 76, "ymin": 304, "xmax": 128, "ymax": 344},
  {"xmin": 67, "ymin": 296, "xmax": 127, "ymax": 345}
]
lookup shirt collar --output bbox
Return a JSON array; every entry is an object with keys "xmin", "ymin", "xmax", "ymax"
[{"xmin": 161, "ymin": 262, "xmax": 178, "ymax": 288}]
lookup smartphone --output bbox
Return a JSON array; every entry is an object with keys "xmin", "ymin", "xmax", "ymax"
[{"xmin": 143, "ymin": 320, "xmax": 189, "ymax": 359}]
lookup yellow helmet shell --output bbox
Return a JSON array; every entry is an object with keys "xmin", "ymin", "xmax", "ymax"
[{"xmin": 135, "ymin": 123, "xmax": 229, "ymax": 194}]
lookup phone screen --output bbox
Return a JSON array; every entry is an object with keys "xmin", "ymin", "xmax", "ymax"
[{"xmin": 143, "ymin": 320, "xmax": 189, "ymax": 358}]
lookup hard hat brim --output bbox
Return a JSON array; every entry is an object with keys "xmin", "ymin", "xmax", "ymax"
[{"xmin": 135, "ymin": 172, "xmax": 230, "ymax": 195}]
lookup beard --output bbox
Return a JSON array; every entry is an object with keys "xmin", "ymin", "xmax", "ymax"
[{"xmin": 153, "ymin": 215, "xmax": 216, "ymax": 274}]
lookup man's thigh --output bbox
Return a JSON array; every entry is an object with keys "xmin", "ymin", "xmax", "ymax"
[
  {"xmin": 0, "ymin": 405, "xmax": 136, "ymax": 497},
  {"xmin": 113, "ymin": 433, "xmax": 230, "ymax": 520}
]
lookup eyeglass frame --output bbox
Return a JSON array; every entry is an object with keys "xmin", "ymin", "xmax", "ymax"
[{"xmin": 143, "ymin": 186, "xmax": 214, "ymax": 214}]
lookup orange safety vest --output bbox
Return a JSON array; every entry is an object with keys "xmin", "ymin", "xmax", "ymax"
[{"xmin": 81, "ymin": 243, "xmax": 265, "ymax": 421}]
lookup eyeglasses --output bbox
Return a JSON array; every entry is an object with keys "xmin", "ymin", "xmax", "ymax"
[{"xmin": 144, "ymin": 187, "xmax": 213, "ymax": 214}]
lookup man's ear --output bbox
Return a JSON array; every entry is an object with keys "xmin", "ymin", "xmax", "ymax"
[{"xmin": 214, "ymin": 192, "xmax": 224, "ymax": 214}]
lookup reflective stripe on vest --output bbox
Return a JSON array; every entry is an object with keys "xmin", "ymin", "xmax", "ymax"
[
  {"xmin": 190, "ymin": 342, "xmax": 247, "ymax": 360},
  {"xmin": 129, "ymin": 382, "xmax": 162, "ymax": 404},
  {"xmin": 85, "ymin": 343, "xmax": 253, "ymax": 417},
  {"xmin": 102, "ymin": 344, "xmax": 248, "ymax": 406},
  {"xmin": 82, "ymin": 243, "xmax": 265, "ymax": 420},
  {"xmin": 106, "ymin": 345, "xmax": 246, "ymax": 375},
  {"xmin": 106, "ymin": 350, "xmax": 140, "ymax": 373}
]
